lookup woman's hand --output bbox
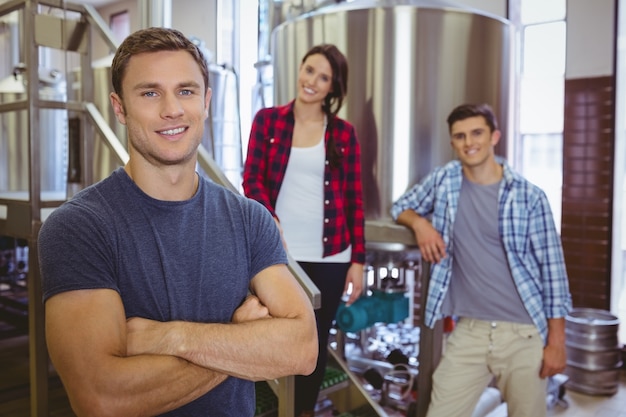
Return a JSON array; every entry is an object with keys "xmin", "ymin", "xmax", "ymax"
[{"xmin": 343, "ymin": 263, "xmax": 364, "ymax": 306}]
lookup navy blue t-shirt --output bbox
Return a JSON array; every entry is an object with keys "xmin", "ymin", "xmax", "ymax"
[{"xmin": 38, "ymin": 168, "xmax": 288, "ymax": 416}]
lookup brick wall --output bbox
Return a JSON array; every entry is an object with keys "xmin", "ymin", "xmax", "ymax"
[{"xmin": 561, "ymin": 76, "xmax": 615, "ymax": 308}]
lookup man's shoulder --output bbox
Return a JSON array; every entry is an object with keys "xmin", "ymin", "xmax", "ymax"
[
  {"xmin": 53, "ymin": 173, "xmax": 120, "ymax": 213},
  {"xmin": 39, "ymin": 177, "xmax": 118, "ymax": 247},
  {"xmin": 502, "ymin": 163, "xmax": 542, "ymax": 191},
  {"xmin": 500, "ymin": 165, "xmax": 550, "ymax": 207},
  {"xmin": 428, "ymin": 160, "xmax": 462, "ymax": 181}
]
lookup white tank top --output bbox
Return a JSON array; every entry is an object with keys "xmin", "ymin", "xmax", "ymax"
[{"xmin": 275, "ymin": 137, "xmax": 351, "ymax": 262}]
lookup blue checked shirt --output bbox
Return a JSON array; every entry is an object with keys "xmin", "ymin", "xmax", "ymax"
[{"xmin": 391, "ymin": 157, "xmax": 572, "ymax": 343}]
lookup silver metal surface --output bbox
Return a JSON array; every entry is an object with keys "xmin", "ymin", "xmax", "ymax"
[
  {"xmin": 565, "ymin": 308, "xmax": 620, "ymax": 352},
  {"xmin": 204, "ymin": 63, "xmax": 243, "ymax": 189},
  {"xmin": 271, "ymin": 0, "xmax": 512, "ymax": 220},
  {"xmin": 0, "ymin": 68, "xmax": 68, "ymax": 195},
  {"xmin": 566, "ymin": 346, "xmax": 622, "ymax": 370},
  {"xmin": 565, "ymin": 308, "xmax": 622, "ymax": 396},
  {"xmin": 85, "ymin": 102, "xmax": 128, "ymax": 165},
  {"xmin": 68, "ymin": 55, "xmax": 127, "ymax": 184}
]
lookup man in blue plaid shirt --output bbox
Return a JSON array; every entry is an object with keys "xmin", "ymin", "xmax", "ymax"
[{"xmin": 392, "ymin": 103, "xmax": 572, "ymax": 417}]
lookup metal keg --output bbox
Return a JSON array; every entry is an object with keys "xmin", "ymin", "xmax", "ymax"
[{"xmin": 564, "ymin": 308, "xmax": 622, "ymax": 395}]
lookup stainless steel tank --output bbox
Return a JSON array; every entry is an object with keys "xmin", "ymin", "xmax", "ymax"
[
  {"xmin": 271, "ymin": 0, "xmax": 513, "ymax": 220},
  {"xmin": 0, "ymin": 72, "xmax": 28, "ymax": 192},
  {"xmin": 0, "ymin": 67, "xmax": 68, "ymax": 195},
  {"xmin": 69, "ymin": 55, "xmax": 127, "ymax": 184},
  {"xmin": 92, "ymin": 55, "xmax": 127, "ymax": 181},
  {"xmin": 205, "ymin": 63, "xmax": 242, "ymax": 189}
]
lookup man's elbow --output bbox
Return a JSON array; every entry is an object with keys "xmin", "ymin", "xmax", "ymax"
[
  {"xmin": 67, "ymin": 385, "xmax": 149, "ymax": 417},
  {"xmin": 69, "ymin": 394, "xmax": 121, "ymax": 417},
  {"xmin": 297, "ymin": 338, "xmax": 319, "ymax": 376},
  {"xmin": 275, "ymin": 328, "xmax": 318, "ymax": 377}
]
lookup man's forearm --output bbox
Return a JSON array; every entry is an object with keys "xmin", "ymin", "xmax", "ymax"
[
  {"xmin": 546, "ymin": 317, "xmax": 566, "ymax": 346},
  {"xmin": 62, "ymin": 352, "xmax": 227, "ymax": 417},
  {"xmin": 396, "ymin": 209, "xmax": 420, "ymax": 230},
  {"xmin": 145, "ymin": 317, "xmax": 317, "ymax": 381}
]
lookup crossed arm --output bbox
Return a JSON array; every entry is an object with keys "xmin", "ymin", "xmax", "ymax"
[{"xmin": 45, "ymin": 264, "xmax": 318, "ymax": 417}]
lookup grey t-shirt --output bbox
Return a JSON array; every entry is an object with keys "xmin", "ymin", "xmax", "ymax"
[
  {"xmin": 442, "ymin": 176, "xmax": 532, "ymax": 324},
  {"xmin": 39, "ymin": 168, "xmax": 288, "ymax": 416}
]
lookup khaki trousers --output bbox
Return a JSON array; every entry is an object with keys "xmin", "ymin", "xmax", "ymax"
[{"xmin": 426, "ymin": 318, "xmax": 547, "ymax": 417}]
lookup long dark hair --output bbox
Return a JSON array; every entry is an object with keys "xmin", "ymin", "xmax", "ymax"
[{"xmin": 301, "ymin": 44, "xmax": 348, "ymax": 167}]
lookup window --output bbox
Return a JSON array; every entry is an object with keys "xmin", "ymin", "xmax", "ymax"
[{"xmin": 511, "ymin": 0, "xmax": 566, "ymax": 231}]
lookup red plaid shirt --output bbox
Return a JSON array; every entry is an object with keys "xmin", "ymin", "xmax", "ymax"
[{"xmin": 243, "ymin": 101, "xmax": 365, "ymax": 264}]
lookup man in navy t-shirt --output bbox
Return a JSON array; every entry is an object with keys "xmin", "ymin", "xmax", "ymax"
[{"xmin": 38, "ymin": 27, "xmax": 317, "ymax": 417}]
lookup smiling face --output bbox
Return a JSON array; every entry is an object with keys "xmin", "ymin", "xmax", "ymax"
[
  {"xmin": 296, "ymin": 53, "xmax": 333, "ymax": 106},
  {"xmin": 110, "ymin": 49, "xmax": 211, "ymax": 168},
  {"xmin": 449, "ymin": 115, "xmax": 501, "ymax": 169}
]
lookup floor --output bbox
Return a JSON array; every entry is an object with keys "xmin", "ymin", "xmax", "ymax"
[
  {"xmin": 466, "ymin": 372, "xmax": 626, "ymax": 417},
  {"xmin": 546, "ymin": 371, "xmax": 626, "ymax": 417}
]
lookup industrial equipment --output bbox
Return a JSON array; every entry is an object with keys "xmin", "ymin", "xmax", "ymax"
[{"xmin": 0, "ymin": 65, "xmax": 68, "ymax": 195}]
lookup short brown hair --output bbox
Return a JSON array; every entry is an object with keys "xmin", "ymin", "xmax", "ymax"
[
  {"xmin": 447, "ymin": 103, "xmax": 499, "ymax": 133},
  {"xmin": 111, "ymin": 27, "xmax": 209, "ymax": 98}
]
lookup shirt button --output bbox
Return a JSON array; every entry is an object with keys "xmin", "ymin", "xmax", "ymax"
[
  {"xmin": 324, "ymin": 218, "xmax": 329, "ymax": 223},
  {"xmin": 269, "ymin": 138, "xmax": 275, "ymax": 143},
  {"xmin": 325, "ymin": 160, "xmax": 329, "ymax": 165},
  {"xmin": 491, "ymin": 322, "xmax": 497, "ymax": 328},
  {"xmin": 324, "ymin": 181, "xmax": 329, "ymax": 186},
  {"xmin": 325, "ymin": 200, "xmax": 329, "ymax": 205},
  {"xmin": 323, "ymin": 237, "xmax": 328, "ymax": 242}
]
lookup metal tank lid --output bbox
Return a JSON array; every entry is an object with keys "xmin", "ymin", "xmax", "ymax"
[{"xmin": 292, "ymin": 0, "xmax": 509, "ymax": 24}]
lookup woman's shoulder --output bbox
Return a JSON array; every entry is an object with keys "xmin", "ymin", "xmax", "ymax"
[
  {"xmin": 255, "ymin": 102, "xmax": 293, "ymax": 118},
  {"xmin": 331, "ymin": 115, "xmax": 353, "ymax": 127},
  {"xmin": 329, "ymin": 116, "xmax": 355, "ymax": 135}
]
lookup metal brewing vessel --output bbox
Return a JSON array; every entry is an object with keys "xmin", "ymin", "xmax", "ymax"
[
  {"xmin": 271, "ymin": 0, "xmax": 513, "ymax": 220},
  {"xmin": 0, "ymin": 68, "xmax": 68, "ymax": 195},
  {"xmin": 69, "ymin": 55, "xmax": 127, "ymax": 184},
  {"xmin": 204, "ymin": 63, "xmax": 242, "ymax": 188}
]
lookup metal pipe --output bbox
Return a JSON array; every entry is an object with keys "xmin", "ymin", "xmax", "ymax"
[
  {"xmin": 85, "ymin": 101, "xmax": 129, "ymax": 165},
  {"xmin": 83, "ymin": 3, "xmax": 119, "ymax": 53},
  {"xmin": 138, "ymin": 0, "xmax": 172, "ymax": 28}
]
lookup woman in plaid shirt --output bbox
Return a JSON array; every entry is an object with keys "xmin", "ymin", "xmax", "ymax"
[{"xmin": 243, "ymin": 44, "xmax": 365, "ymax": 417}]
